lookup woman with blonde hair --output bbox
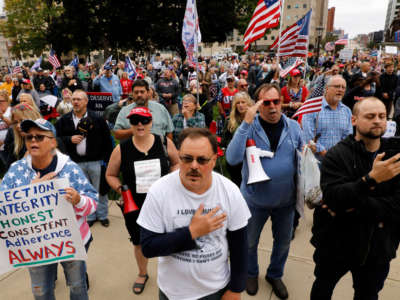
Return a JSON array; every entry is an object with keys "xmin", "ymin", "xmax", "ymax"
[
  {"xmin": 222, "ymin": 91, "xmax": 253, "ymax": 186},
  {"xmin": 57, "ymin": 88, "xmax": 74, "ymax": 116},
  {"xmin": 19, "ymin": 93, "xmax": 40, "ymax": 112},
  {"xmin": 4, "ymin": 103, "xmax": 42, "ymax": 167}
]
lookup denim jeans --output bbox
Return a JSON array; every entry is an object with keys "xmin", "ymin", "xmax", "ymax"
[
  {"xmin": 247, "ymin": 204, "xmax": 295, "ymax": 279},
  {"xmin": 78, "ymin": 160, "xmax": 108, "ymax": 221},
  {"xmin": 29, "ymin": 260, "xmax": 88, "ymax": 300}
]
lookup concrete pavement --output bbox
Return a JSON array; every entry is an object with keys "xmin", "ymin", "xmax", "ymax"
[{"xmin": 1, "ymin": 201, "xmax": 399, "ymax": 300}]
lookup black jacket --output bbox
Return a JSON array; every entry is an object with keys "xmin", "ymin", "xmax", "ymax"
[
  {"xmin": 55, "ymin": 110, "xmax": 113, "ymax": 163},
  {"xmin": 311, "ymin": 135, "xmax": 400, "ymax": 265},
  {"xmin": 61, "ymin": 76, "xmax": 83, "ymax": 93},
  {"xmin": 379, "ymin": 73, "xmax": 398, "ymax": 102}
]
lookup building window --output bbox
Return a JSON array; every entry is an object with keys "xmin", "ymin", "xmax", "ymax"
[
  {"xmin": 271, "ymin": 36, "xmax": 275, "ymax": 40},
  {"xmin": 264, "ymin": 36, "xmax": 267, "ymax": 40},
  {"xmin": 303, "ymin": 4, "xmax": 307, "ymax": 8},
  {"xmin": 287, "ymin": 5, "xmax": 291, "ymax": 9}
]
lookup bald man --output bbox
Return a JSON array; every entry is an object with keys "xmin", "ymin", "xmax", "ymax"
[{"xmin": 310, "ymin": 97, "xmax": 400, "ymax": 299}]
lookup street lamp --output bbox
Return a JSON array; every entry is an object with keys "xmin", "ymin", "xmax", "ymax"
[{"xmin": 316, "ymin": 26, "xmax": 324, "ymax": 63}]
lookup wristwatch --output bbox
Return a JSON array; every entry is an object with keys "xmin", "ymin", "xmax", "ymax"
[{"xmin": 363, "ymin": 174, "xmax": 377, "ymax": 188}]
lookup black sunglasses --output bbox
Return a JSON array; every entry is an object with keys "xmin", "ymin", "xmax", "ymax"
[
  {"xmin": 179, "ymin": 155, "xmax": 212, "ymax": 165},
  {"xmin": 25, "ymin": 134, "xmax": 54, "ymax": 142},
  {"xmin": 129, "ymin": 116, "xmax": 152, "ymax": 125},
  {"xmin": 263, "ymin": 99, "xmax": 281, "ymax": 106}
]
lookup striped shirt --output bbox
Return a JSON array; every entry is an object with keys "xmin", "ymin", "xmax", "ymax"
[{"xmin": 302, "ymin": 98, "xmax": 353, "ymax": 154}]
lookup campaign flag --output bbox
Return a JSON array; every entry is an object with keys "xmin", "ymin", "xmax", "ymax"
[
  {"xmin": 292, "ymin": 96, "xmax": 323, "ymax": 119},
  {"xmin": 48, "ymin": 50, "xmax": 61, "ymax": 69},
  {"xmin": 31, "ymin": 56, "xmax": 42, "ymax": 71},
  {"xmin": 270, "ymin": 9, "xmax": 312, "ymax": 58},
  {"xmin": 335, "ymin": 34, "xmax": 348, "ymax": 45},
  {"xmin": 182, "ymin": 0, "xmax": 202, "ymax": 64},
  {"xmin": 280, "ymin": 57, "xmax": 304, "ymax": 77},
  {"xmin": 243, "ymin": 0, "xmax": 281, "ymax": 52},
  {"xmin": 325, "ymin": 42, "xmax": 335, "ymax": 52},
  {"xmin": 104, "ymin": 55, "xmax": 113, "ymax": 67},
  {"xmin": 12, "ymin": 61, "xmax": 22, "ymax": 75},
  {"xmin": 69, "ymin": 55, "xmax": 79, "ymax": 69},
  {"xmin": 124, "ymin": 56, "xmax": 137, "ymax": 80}
]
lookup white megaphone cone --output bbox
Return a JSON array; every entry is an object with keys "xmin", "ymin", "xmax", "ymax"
[{"xmin": 246, "ymin": 139, "xmax": 274, "ymax": 184}]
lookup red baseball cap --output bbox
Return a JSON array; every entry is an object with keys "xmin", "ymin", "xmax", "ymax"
[
  {"xmin": 126, "ymin": 107, "xmax": 152, "ymax": 119},
  {"xmin": 339, "ymin": 64, "xmax": 345, "ymax": 68},
  {"xmin": 240, "ymin": 70, "xmax": 248, "ymax": 75},
  {"xmin": 289, "ymin": 69, "xmax": 301, "ymax": 77},
  {"xmin": 22, "ymin": 79, "xmax": 31, "ymax": 84}
]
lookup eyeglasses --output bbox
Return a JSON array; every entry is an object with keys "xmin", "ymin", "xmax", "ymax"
[
  {"xmin": 129, "ymin": 116, "xmax": 152, "ymax": 125},
  {"xmin": 179, "ymin": 155, "xmax": 212, "ymax": 165},
  {"xmin": 263, "ymin": 99, "xmax": 281, "ymax": 106},
  {"xmin": 239, "ymin": 84, "xmax": 248, "ymax": 88},
  {"xmin": 329, "ymin": 84, "xmax": 346, "ymax": 90},
  {"xmin": 25, "ymin": 134, "xmax": 54, "ymax": 142}
]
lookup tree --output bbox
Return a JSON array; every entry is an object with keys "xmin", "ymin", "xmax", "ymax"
[{"xmin": 0, "ymin": 0, "xmax": 63, "ymax": 57}]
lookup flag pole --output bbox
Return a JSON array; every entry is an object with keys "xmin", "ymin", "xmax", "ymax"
[
  {"xmin": 276, "ymin": 0, "xmax": 285, "ymax": 70},
  {"xmin": 195, "ymin": 0, "xmax": 200, "ymax": 105},
  {"xmin": 303, "ymin": 9, "xmax": 313, "ymax": 80}
]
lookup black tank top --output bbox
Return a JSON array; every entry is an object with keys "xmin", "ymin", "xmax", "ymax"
[{"xmin": 120, "ymin": 134, "xmax": 170, "ymax": 208}]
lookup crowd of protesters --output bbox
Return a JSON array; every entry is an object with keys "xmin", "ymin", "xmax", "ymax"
[{"xmin": 0, "ymin": 49, "xmax": 400, "ymax": 300}]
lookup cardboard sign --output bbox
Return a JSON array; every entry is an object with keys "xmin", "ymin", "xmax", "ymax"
[
  {"xmin": 0, "ymin": 179, "xmax": 87, "ymax": 275},
  {"xmin": 40, "ymin": 95, "xmax": 58, "ymax": 108},
  {"xmin": 339, "ymin": 48, "xmax": 353, "ymax": 61},
  {"xmin": 86, "ymin": 92, "xmax": 113, "ymax": 117},
  {"xmin": 385, "ymin": 46, "xmax": 398, "ymax": 55}
]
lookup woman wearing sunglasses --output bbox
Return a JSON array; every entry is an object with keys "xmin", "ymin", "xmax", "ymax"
[
  {"xmin": 106, "ymin": 107, "xmax": 179, "ymax": 295},
  {"xmin": 0, "ymin": 118, "xmax": 98, "ymax": 300}
]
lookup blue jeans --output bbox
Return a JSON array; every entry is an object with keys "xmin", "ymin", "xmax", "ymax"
[
  {"xmin": 29, "ymin": 260, "xmax": 88, "ymax": 300},
  {"xmin": 78, "ymin": 161, "xmax": 108, "ymax": 221},
  {"xmin": 247, "ymin": 204, "xmax": 295, "ymax": 279}
]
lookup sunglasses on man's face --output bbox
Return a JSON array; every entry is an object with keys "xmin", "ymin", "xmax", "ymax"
[
  {"xmin": 25, "ymin": 134, "xmax": 54, "ymax": 142},
  {"xmin": 129, "ymin": 116, "xmax": 152, "ymax": 125},
  {"xmin": 179, "ymin": 155, "xmax": 212, "ymax": 165},
  {"xmin": 263, "ymin": 99, "xmax": 281, "ymax": 106}
]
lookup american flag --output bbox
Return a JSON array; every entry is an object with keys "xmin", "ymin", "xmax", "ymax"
[
  {"xmin": 280, "ymin": 57, "xmax": 303, "ymax": 77},
  {"xmin": 325, "ymin": 42, "xmax": 335, "ymax": 52},
  {"xmin": 292, "ymin": 96, "xmax": 323, "ymax": 119},
  {"xmin": 124, "ymin": 56, "xmax": 137, "ymax": 80},
  {"xmin": 270, "ymin": 9, "xmax": 312, "ymax": 57},
  {"xmin": 335, "ymin": 34, "xmax": 348, "ymax": 45},
  {"xmin": 243, "ymin": 0, "xmax": 281, "ymax": 52},
  {"xmin": 182, "ymin": 0, "xmax": 201, "ymax": 64},
  {"xmin": 48, "ymin": 50, "xmax": 61, "ymax": 68},
  {"xmin": 31, "ymin": 56, "xmax": 42, "ymax": 71},
  {"xmin": 12, "ymin": 61, "xmax": 22, "ymax": 75},
  {"xmin": 69, "ymin": 55, "xmax": 79, "ymax": 69}
]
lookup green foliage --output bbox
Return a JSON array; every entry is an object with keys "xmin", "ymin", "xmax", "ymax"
[{"xmin": 0, "ymin": 0, "xmax": 63, "ymax": 57}]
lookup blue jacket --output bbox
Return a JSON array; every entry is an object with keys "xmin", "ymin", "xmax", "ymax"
[
  {"xmin": 93, "ymin": 74, "xmax": 122, "ymax": 102},
  {"xmin": 226, "ymin": 114, "xmax": 304, "ymax": 209}
]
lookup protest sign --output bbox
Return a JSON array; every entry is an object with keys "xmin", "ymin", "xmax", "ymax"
[
  {"xmin": 40, "ymin": 95, "xmax": 58, "ymax": 108},
  {"xmin": 383, "ymin": 120, "xmax": 397, "ymax": 138},
  {"xmin": 385, "ymin": 46, "xmax": 398, "ymax": 55},
  {"xmin": 87, "ymin": 92, "xmax": 113, "ymax": 117},
  {"xmin": 0, "ymin": 178, "xmax": 87, "ymax": 275},
  {"xmin": 339, "ymin": 48, "xmax": 353, "ymax": 61}
]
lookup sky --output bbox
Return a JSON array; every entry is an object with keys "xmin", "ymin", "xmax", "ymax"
[{"xmin": 329, "ymin": 0, "xmax": 389, "ymax": 38}]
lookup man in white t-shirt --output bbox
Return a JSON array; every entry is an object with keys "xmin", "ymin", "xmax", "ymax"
[{"xmin": 137, "ymin": 128, "xmax": 251, "ymax": 300}]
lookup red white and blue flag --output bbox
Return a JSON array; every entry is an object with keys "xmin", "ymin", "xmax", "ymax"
[
  {"xmin": 280, "ymin": 57, "xmax": 304, "ymax": 77},
  {"xmin": 335, "ymin": 34, "xmax": 348, "ymax": 45},
  {"xmin": 270, "ymin": 9, "xmax": 312, "ymax": 58},
  {"xmin": 31, "ymin": 56, "xmax": 42, "ymax": 71},
  {"xmin": 48, "ymin": 49, "xmax": 61, "ymax": 69},
  {"xmin": 182, "ymin": 0, "xmax": 201, "ymax": 64},
  {"xmin": 243, "ymin": 0, "xmax": 281, "ymax": 52},
  {"xmin": 292, "ymin": 96, "xmax": 323, "ymax": 119},
  {"xmin": 12, "ymin": 61, "xmax": 22, "ymax": 75},
  {"xmin": 124, "ymin": 56, "xmax": 137, "ymax": 80}
]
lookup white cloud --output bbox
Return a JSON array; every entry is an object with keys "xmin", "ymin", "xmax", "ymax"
[{"xmin": 329, "ymin": 0, "xmax": 388, "ymax": 37}]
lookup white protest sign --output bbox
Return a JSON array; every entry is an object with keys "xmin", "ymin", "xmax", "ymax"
[
  {"xmin": 40, "ymin": 95, "xmax": 58, "ymax": 108},
  {"xmin": 134, "ymin": 159, "xmax": 161, "ymax": 194},
  {"xmin": 383, "ymin": 120, "xmax": 397, "ymax": 138},
  {"xmin": 0, "ymin": 178, "xmax": 87, "ymax": 275},
  {"xmin": 385, "ymin": 46, "xmax": 398, "ymax": 55},
  {"xmin": 339, "ymin": 48, "xmax": 353, "ymax": 61}
]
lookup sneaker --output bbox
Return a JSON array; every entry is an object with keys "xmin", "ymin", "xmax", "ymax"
[
  {"xmin": 87, "ymin": 220, "xmax": 95, "ymax": 227},
  {"xmin": 100, "ymin": 219, "xmax": 110, "ymax": 227},
  {"xmin": 246, "ymin": 276, "xmax": 258, "ymax": 296},
  {"xmin": 265, "ymin": 276, "xmax": 288, "ymax": 299}
]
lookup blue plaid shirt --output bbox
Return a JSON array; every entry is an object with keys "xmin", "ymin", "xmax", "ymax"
[{"xmin": 302, "ymin": 98, "xmax": 353, "ymax": 153}]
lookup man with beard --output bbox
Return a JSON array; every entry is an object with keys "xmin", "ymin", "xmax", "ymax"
[
  {"xmin": 61, "ymin": 66, "xmax": 83, "ymax": 93},
  {"xmin": 138, "ymin": 128, "xmax": 251, "ymax": 300},
  {"xmin": 303, "ymin": 75, "xmax": 353, "ymax": 161},
  {"xmin": 310, "ymin": 97, "xmax": 400, "ymax": 300},
  {"xmin": 113, "ymin": 80, "xmax": 173, "ymax": 140},
  {"xmin": 226, "ymin": 84, "xmax": 304, "ymax": 299}
]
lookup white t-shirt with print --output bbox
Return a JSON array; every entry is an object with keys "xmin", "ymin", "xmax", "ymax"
[{"xmin": 137, "ymin": 170, "xmax": 251, "ymax": 300}]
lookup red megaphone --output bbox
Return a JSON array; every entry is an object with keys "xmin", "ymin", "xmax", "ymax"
[{"xmin": 121, "ymin": 185, "xmax": 139, "ymax": 214}]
